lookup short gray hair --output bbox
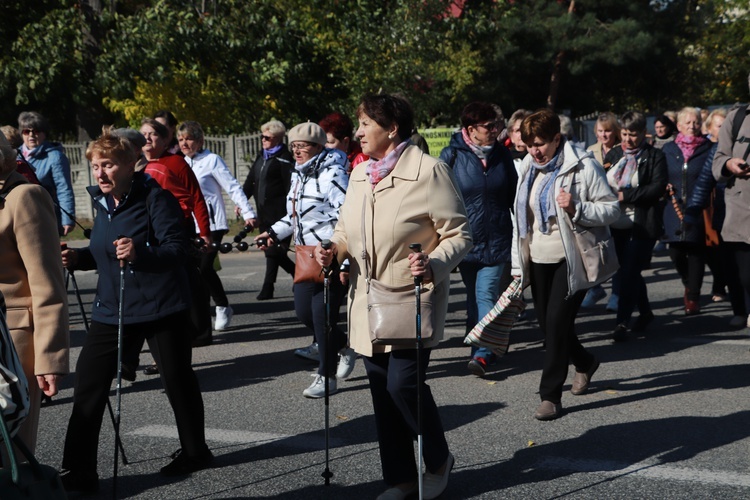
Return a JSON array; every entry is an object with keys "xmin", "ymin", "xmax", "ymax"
[
  {"xmin": 261, "ymin": 120, "xmax": 286, "ymax": 137},
  {"xmin": 18, "ymin": 111, "xmax": 50, "ymax": 134},
  {"xmin": 177, "ymin": 121, "xmax": 205, "ymax": 142},
  {"xmin": 619, "ymin": 111, "xmax": 646, "ymax": 133}
]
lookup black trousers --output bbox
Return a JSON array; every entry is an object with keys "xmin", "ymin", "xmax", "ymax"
[
  {"xmin": 363, "ymin": 349, "xmax": 449, "ymax": 486},
  {"xmin": 263, "ymin": 237, "xmax": 296, "ymax": 285},
  {"xmin": 293, "ymin": 275, "xmax": 346, "ymax": 377},
  {"xmin": 199, "ymin": 230, "xmax": 229, "ymax": 308},
  {"xmin": 728, "ymin": 242, "xmax": 750, "ymax": 315},
  {"xmin": 529, "ymin": 260, "xmax": 594, "ymax": 404},
  {"xmin": 62, "ymin": 313, "xmax": 208, "ymax": 476},
  {"xmin": 668, "ymin": 242, "xmax": 706, "ymax": 302}
]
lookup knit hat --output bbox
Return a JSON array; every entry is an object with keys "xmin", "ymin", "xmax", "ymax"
[
  {"xmin": 112, "ymin": 127, "xmax": 147, "ymax": 149},
  {"xmin": 288, "ymin": 122, "xmax": 327, "ymax": 147}
]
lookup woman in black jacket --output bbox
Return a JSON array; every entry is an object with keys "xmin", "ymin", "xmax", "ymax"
[
  {"xmin": 59, "ymin": 132, "xmax": 212, "ymax": 494},
  {"xmin": 604, "ymin": 112, "xmax": 668, "ymax": 341},
  {"xmin": 243, "ymin": 120, "xmax": 296, "ymax": 301}
]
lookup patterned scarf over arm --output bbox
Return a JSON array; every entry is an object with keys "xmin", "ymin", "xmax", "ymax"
[{"xmin": 516, "ymin": 146, "xmax": 564, "ymax": 239}]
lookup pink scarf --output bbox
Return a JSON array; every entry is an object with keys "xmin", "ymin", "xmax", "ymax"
[
  {"xmin": 461, "ymin": 128, "xmax": 491, "ymax": 169},
  {"xmin": 674, "ymin": 133, "xmax": 707, "ymax": 162},
  {"xmin": 366, "ymin": 140, "xmax": 410, "ymax": 189}
]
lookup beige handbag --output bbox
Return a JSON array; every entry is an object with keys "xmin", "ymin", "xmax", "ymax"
[{"xmin": 360, "ymin": 198, "xmax": 434, "ymax": 345}]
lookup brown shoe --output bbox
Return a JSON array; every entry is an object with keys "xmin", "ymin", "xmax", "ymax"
[
  {"xmin": 571, "ymin": 357, "xmax": 600, "ymax": 395},
  {"xmin": 534, "ymin": 400, "xmax": 562, "ymax": 421}
]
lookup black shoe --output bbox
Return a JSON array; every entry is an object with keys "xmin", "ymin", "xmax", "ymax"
[
  {"xmin": 257, "ymin": 283, "xmax": 274, "ymax": 301},
  {"xmin": 143, "ymin": 363, "xmax": 159, "ymax": 376},
  {"xmin": 60, "ymin": 469, "xmax": 99, "ymax": 494},
  {"xmin": 191, "ymin": 335, "xmax": 213, "ymax": 348},
  {"xmin": 631, "ymin": 311, "xmax": 655, "ymax": 332},
  {"xmin": 612, "ymin": 324, "xmax": 629, "ymax": 342},
  {"xmin": 160, "ymin": 448, "xmax": 214, "ymax": 477},
  {"xmin": 121, "ymin": 362, "xmax": 137, "ymax": 382}
]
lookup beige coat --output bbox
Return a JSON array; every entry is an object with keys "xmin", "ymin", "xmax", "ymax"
[
  {"xmin": 331, "ymin": 145, "xmax": 472, "ymax": 357},
  {"xmin": 0, "ymin": 170, "xmax": 69, "ymax": 451}
]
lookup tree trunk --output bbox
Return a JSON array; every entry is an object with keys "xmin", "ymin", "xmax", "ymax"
[{"xmin": 546, "ymin": 0, "xmax": 576, "ymax": 110}]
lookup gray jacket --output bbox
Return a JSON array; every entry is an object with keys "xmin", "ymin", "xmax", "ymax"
[
  {"xmin": 511, "ymin": 140, "xmax": 620, "ymax": 297},
  {"xmin": 712, "ymin": 105, "xmax": 750, "ymax": 244}
]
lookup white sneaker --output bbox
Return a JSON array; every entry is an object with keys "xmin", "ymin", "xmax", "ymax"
[
  {"xmin": 302, "ymin": 374, "xmax": 337, "ymax": 398},
  {"xmin": 214, "ymin": 306, "xmax": 233, "ymax": 331},
  {"xmin": 336, "ymin": 347, "xmax": 357, "ymax": 380},
  {"xmin": 294, "ymin": 342, "xmax": 320, "ymax": 362}
]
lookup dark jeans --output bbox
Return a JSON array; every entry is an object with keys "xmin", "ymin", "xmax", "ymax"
[
  {"xmin": 62, "ymin": 313, "xmax": 208, "ymax": 476},
  {"xmin": 293, "ymin": 273, "xmax": 346, "ymax": 377},
  {"xmin": 708, "ymin": 241, "xmax": 746, "ymax": 316},
  {"xmin": 668, "ymin": 242, "xmax": 705, "ymax": 302},
  {"xmin": 529, "ymin": 260, "xmax": 594, "ymax": 404},
  {"xmin": 199, "ymin": 230, "xmax": 229, "ymax": 308},
  {"xmin": 612, "ymin": 228, "xmax": 655, "ymax": 325},
  {"xmin": 363, "ymin": 349, "xmax": 449, "ymax": 486}
]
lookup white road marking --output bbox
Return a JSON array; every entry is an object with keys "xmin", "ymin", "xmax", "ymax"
[
  {"xmin": 129, "ymin": 425, "xmax": 341, "ymax": 450},
  {"xmin": 539, "ymin": 457, "xmax": 750, "ymax": 487}
]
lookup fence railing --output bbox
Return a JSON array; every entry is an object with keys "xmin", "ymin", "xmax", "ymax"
[{"xmin": 64, "ymin": 129, "xmax": 456, "ymax": 222}]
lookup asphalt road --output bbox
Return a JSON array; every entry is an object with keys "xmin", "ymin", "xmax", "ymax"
[{"xmin": 35, "ymin": 246, "xmax": 750, "ymax": 499}]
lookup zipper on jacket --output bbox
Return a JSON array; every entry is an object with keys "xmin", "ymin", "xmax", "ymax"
[{"xmin": 680, "ymin": 161, "xmax": 688, "ymax": 240}]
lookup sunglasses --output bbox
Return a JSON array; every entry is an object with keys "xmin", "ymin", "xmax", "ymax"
[
  {"xmin": 261, "ymin": 135, "xmax": 274, "ymax": 141},
  {"xmin": 22, "ymin": 128, "xmax": 41, "ymax": 135},
  {"xmin": 475, "ymin": 122, "xmax": 499, "ymax": 131}
]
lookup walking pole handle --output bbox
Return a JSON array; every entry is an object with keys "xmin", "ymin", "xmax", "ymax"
[{"xmin": 409, "ymin": 243, "xmax": 423, "ymax": 285}]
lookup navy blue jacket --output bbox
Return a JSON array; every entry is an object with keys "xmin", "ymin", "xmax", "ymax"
[
  {"xmin": 661, "ymin": 139, "xmax": 714, "ymax": 243},
  {"xmin": 684, "ymin": 143, "xmax": 723, "ymax": 230},
  {"xmin": 440, "ymin": 133, "xmax": 518, "ymax": 265},
  {"xmin": 76, "ymin": 172, "xmax": 190, "ymax": 325}
]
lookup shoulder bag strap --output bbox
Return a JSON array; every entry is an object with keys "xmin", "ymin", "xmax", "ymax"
[{"xmin": 361, "ymin": 195, "xmax": 371, "ymax": 293}]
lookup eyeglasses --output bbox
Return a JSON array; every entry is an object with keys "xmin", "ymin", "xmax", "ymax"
[
  {"xmin": 290, "ymin": 142, "xmax": 314, "ymax": 151},
  {"xmin": 261, "ymin": 135, "xmax": 274, "ymax": 141},
  {"xmin": 22, "ymin": 128, "xmax": 40, "ymax": 135},
  {"xmin": 475, "ymin": 122, "xmax": 499, "ymax": 131}
]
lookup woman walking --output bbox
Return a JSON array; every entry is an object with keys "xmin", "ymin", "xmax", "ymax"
[{"xmin": 317, "ymin": 94, "xmax": 472, "ymax": 499}]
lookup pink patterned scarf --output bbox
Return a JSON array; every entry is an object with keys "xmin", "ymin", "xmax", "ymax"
[
  {"xmin": 366, "ymin": 140, "xmax": 410, "ymax": 189},
  {"xmin": 674, "ymin": 133, "xmax": 707, "ymax": 162}
]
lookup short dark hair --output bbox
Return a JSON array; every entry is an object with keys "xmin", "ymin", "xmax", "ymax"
[
  {"xmin": 356, "ymin": 93, "xmax": 415, "ymax": 142},
  {"xmin": 140, "ymin": 117, "xmax": 169, "ymax": 138},
  {"xmin": 654, "ymin": 114, "xmax": 676, "ymax": 135},
  {"xmin": 153, "ymin": 110, "xmax": 178, "ymax": 129},
  {"xmin": 520, "ymin": 109, "xmax": 560, "ymax": 144},
  {"xmin": 460, "ymin": 102, "xmax": 497, "ymax": 130},
  {"xmin": 319, "ymin": 112, "xmax": 354, "ymax": 141},
  {"xmin": 619, "ymin": 111, "xmax": 646, "ymax": 133}
]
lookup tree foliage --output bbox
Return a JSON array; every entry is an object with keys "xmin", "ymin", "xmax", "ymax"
[{"xmin": 1, "ymin": 0, "xmax": 748, "ymax": 138}]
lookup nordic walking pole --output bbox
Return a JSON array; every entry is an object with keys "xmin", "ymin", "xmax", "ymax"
[
  {"xmin": 321, "ymin": 239, "xmax": 334, "ymax": 486},
  {"xmin": 113, "ymin": 239, "xmax": 127, "ymax": 499},
  {"xmin": 62, "ymin": 244, "xmax": 128, "ymax": 465},
  {"xmin": 409, "ymin": 242, "xmax": 424, "ymax": 500}
]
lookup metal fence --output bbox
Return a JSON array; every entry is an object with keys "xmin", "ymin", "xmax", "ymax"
[
  {"xmin": 65, "ymin": 133, "xmax": 264, "ymax": 221},
  {"xmin": 64, "ymin": 128, "xmax": 455, "ymax": 222}
]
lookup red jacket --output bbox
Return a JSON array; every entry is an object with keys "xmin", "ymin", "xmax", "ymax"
[{"xmin": 144, "ymin": 153, "xmax": 211, "ymax": 237}]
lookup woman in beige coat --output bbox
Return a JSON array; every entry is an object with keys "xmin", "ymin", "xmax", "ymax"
[
  {"xmin": 317, "ymin": 94, "xmax": 472, "ymax": 500},
  {"xmin": 0, "ymin": 133, "xmax": 69, "ymax": 453}
]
